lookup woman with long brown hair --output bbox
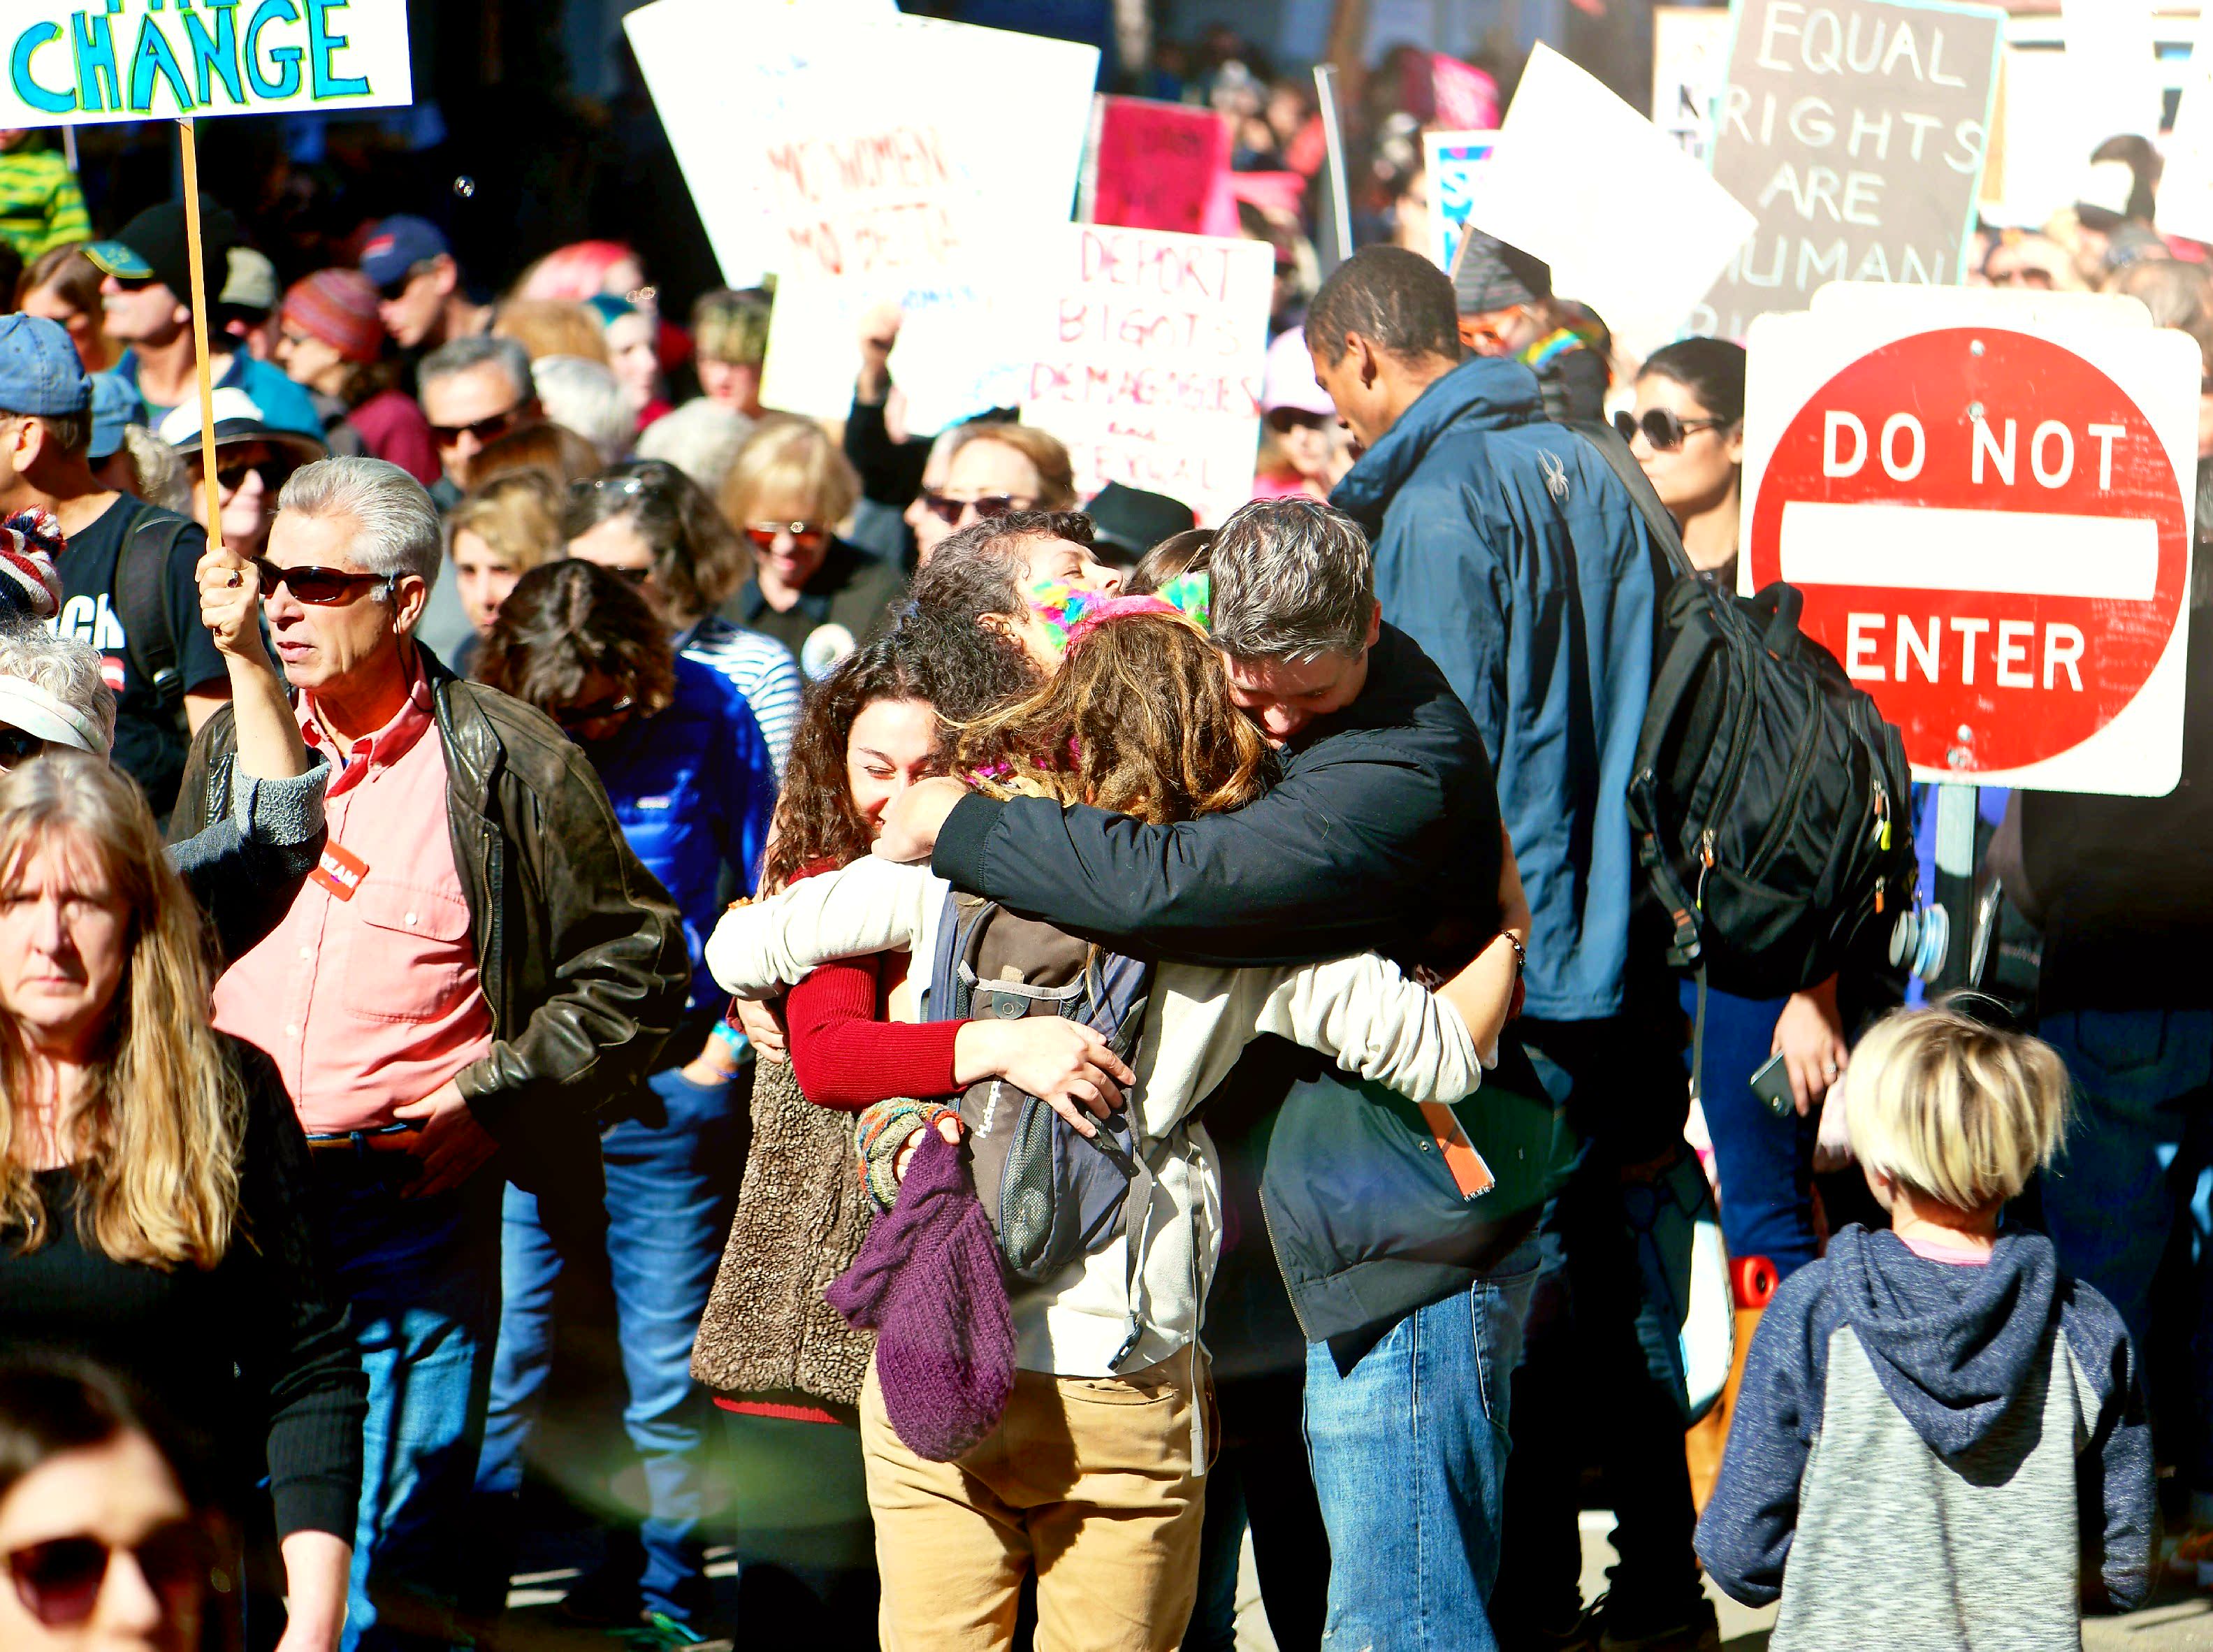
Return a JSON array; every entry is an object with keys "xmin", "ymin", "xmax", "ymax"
[{"xmin": 0, "ymin": 753, "xmax": 363, "ymax": 1652}]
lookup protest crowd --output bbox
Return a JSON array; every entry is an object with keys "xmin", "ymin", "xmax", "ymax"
[{"xmin": 0, "ymin": 7, "xmax": 2210, "ymax": 1652}]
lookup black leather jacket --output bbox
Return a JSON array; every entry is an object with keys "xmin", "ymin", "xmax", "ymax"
[{"xmin": 170, "ymin": 651, "xmax": 693, "ymax": 1152}]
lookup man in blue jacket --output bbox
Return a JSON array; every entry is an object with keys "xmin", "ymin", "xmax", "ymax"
[{"xmin": 1313, "ymin": 246, "xmax": 1712, "ymax": 1650}]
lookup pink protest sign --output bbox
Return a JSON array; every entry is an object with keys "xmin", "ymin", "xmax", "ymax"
[{"xmin": 1087, "ymin": 96, "xmax": 1238, "ymax": 239}]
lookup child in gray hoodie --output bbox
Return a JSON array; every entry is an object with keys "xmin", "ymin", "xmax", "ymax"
[{"xmin": 1697, "ymin": 1006, "xmax": 2154, "ymax": 1649}]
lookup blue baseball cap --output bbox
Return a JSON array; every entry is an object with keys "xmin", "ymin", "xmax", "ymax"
[
  {"xmin": 87, "ymin": 372, "xmax": 142, "ymax": 461},
  {"xmin": 0, "ymin": 315, "xmax": 90, "ymax": 418},
  {"xmin": 359, "ymin": 215, "xmax": 450, "ymax": 291}
]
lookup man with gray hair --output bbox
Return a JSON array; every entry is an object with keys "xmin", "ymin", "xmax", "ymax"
[
  {"xmin": 416, "ymin": 334, "xmax": 541, "ymax": 505},
  {"xmin": 172, "ymin": 456, "xmax": 690, "ymax": 1651},
  {"xmin": 873, "ymin": 493, "xmax": 1564, "ymax": 1649}
]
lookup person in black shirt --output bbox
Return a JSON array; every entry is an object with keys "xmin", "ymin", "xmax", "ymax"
[{"xmin": 0, "ymin": 317, "xmax": 227, "ymax": 817}]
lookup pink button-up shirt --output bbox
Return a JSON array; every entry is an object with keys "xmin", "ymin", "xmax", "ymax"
[{"xmin": 214, "ymin": 665, "xmax": 495, "ymax": 1135}]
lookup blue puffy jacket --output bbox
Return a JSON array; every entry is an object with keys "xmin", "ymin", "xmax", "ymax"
[
  {"xmin": 1332, "ymin": 355, "xmax": 1663, "ymax": 1020},
  {"xmin": 593, "ymin": 655, "xmax": 776, "ymax": 1009}
]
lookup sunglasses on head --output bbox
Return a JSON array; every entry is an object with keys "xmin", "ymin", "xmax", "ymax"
[
  {"xmin": 249, "ymin": 556, "xmax": 396, "ymax": 606},
  {"xmin": 0, "ymin": 725, "xmax": 45, "ymax": 769},
  {"xmin": 553, "ymin": 692, "xmax": 636, "ymax": 730},
  {"xmin": 919, "ymin": 491, "xmax": 1029, "ymax": 527},
  {"xmin": 743, "ymin": 521, "xmax": 828, "ymax": 552},
  {"xmin": 1613, "ymin": 408, "xmax": 1727, "ymax": 453},
  {"xmin": 1265, "ymin": 407, "xmax": 1328, "ymax": 435},
  {"xmin": 428, "ymin": 405, "xmax": 523, "ymax": 447},
  {"xmin": 215, "ymin": 454, "xmax": 302, "ymax": 495},
  {"xmin": 7, "ymin": 1523, "xmax": 209, "ymax": 1628}
]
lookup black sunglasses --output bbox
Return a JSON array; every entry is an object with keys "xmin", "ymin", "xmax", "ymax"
[
  {"xmin": 428, "ymin": 405, "xmax": 524, "ymax": 446},
  {"xmin": 7, "ymin": 1523, "xmax": 209, "ymax": 1627},
  {"xmin": 215, "ymin": 454, "xmax": 302, "ymax": 494},
  {"xmin": 920, "ymin": 491, "xmax": 1027, "ymax": 526},
  {"xmin": 249, "ymin": 557, "xmax": 396, "ymax": 606},
  {"xmin": 1613, "ymin": 408, "xmax": 1727, "ymax": 453},
  {"xmin": 0, "ymin": 725, "xmax": 45, "ymax": 768},
  {"xmin": 1265, "ymin": 407, "xmax": 1328, "ymax": 435}
]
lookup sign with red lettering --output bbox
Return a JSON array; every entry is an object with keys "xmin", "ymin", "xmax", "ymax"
[
  {"xmin": 1085, "ymin": 98, "xmax": 1238, "ymax": 240},
  {"xmin": 1020, "ymin": 224, "xmax": 1272, "ymax": 528},
  {"xmin": 1743, "ymin": 287, "xmax": 2200, "ymax": 795}
]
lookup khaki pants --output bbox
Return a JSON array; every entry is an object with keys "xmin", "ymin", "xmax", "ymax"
[{"xmin": 859, "ymin": 1353, "xmax": 1205, "ymax": 1652}]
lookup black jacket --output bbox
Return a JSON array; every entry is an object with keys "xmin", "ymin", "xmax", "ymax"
[
  {"xmin": 934, "ymin": 625, "xmax": 1572, "ymax": 1347},
  {"xmin": 170, "ymin": 652, "xmax": 694, "ymax": 1171}
]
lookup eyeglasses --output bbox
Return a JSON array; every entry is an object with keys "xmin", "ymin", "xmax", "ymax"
[
  {"xmin": 1265, "ymin": 407, "xmax": 1329, "ymax": 436},
  {"xmin": 919, "ymin": 491, "xmax": 1031, "ymax": 527},
  {"xmin": 375, "ymin": 260, "xmax": 437, "ymax": 303},
  {"xmin": 743, "ymin": 521, "xmax": 829, "ymax": 551},
  {"xmin": 215, "ymin": 454, "xmax": 303, "ymax": 495},
  {"xmin": 1613, "ymin": 408, "xmax": 1727, "ymax": 453},
  {"xmin": 249, "ymin": 557, "xmax": 396, "ymax": 606},
  {"xmin": 428, "ymin": 405, "xmax": 524, "ymax": 447},
  {"xmin": 6, "ymin": 1523, "xmax": 209, "ymax": 1627},
  {"xmin": 0, "ymin": 725, "xmax": 46, "ymax": 769},
  {"xmin": 553, "ymin": 692, "xmax": 636, "ymax": 730},
  {"xmin": 103, "ymin": 273, "xmax": 158, "ymax": 294}
]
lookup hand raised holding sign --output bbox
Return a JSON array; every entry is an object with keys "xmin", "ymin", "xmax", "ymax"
[
  {"xmin": 196, "ymin": 545, "xmax": 262, "ymax": 659},
  {"xmin": 198, "ymin": 545, "xmax": 313, "ymax": 782}
]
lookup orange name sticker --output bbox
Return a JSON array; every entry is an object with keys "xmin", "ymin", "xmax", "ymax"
[
  {"xmin": 310, "ymin": 842, "xmax": 370, "ymax": 901},
  {"xmin": 1417, "ymin": 1100, "xmax": 1497, "ymax": 1201}
]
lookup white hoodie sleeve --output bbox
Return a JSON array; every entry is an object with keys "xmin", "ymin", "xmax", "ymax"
[
  {"xmin": 1249, "ymin": 953, "xmax": 1484, "ymax": 1105},
  {"xmin": 704, "ymin": 857, "xmax": 938, "ymax": 998}
]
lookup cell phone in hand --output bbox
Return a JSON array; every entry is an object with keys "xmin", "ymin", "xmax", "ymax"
[{"xmin": 1750, "ymin": 1051, "xmax": 1797, "ymax": 1117}]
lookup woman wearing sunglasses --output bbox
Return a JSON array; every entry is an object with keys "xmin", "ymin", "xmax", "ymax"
[
  {"xmin": 723, "ymin": 416, "xmax": 908, "ymax": 679},
  {"xmin": 0, "ymin": 753, "xmax": 364, "ymax": 1652},
  {"xmin": 156, "ymin": 388, "xmax": 326, "ymax": 566},
  {"xmin": 1252, "ymin": 328, "xmax": 1350, "ymax": 502},
  {"xmin": 470, "ymin": 559, "xmax": 771, "ymax": 1643},
  {"xmin": 1616, "ymin": 337, "xmax": 1745, "ymax": 586},
  {"xmin": 0, "ymin": 1358, "xmax": 221, "ymax": 1652}
]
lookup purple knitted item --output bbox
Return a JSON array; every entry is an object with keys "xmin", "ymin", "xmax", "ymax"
[{"xmin": 827, "ymin": 1127, "xmax": 1016, "ymax": 1461}]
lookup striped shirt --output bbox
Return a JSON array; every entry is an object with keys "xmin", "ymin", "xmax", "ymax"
[
  {"xmin": 679, "ymin": 614, "xmax": 803, "ymax": 779},
  {"xmin": 0, "ymin": 146, "xmax": 89, "ymax": 259}
]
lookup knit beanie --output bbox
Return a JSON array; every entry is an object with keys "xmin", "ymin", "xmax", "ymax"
[
  {"xmin": 0, "ymin": 510, "xmax": 64, "ymax": 622},
  {"xmin": 826, "ymin": 1127, "xmax": 1015, "ymax": 1461},
  {"xmin": 282, "ymin": 270, "xmax": 385, "ymax": 365},
  {"xmin": 1451, "ymin": 229, "xmax": 1552, "ymax": 315}
]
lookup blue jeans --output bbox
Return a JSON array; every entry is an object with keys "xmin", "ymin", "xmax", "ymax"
[
  {"xmin": 317, "ymin": 1157, "xmax": 501, "ymax": 1652},
  {"xmin": 477, "ymin": 1067, "xmax": 741, "ymax": 1625},
  {"xmin": 1302, "ymin": 1244, "xmax": 1540, "ymax": 1651},
  {"xmin": 2039, "ymin": 1008, "xmax": 2213, "ymax": 1500},
  {"xmin": 1681, "ymin": 980, "xmax": 1820, "ymax": 1277}
]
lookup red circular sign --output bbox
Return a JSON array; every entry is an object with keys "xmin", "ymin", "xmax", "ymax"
[{"xmin": 1746, "ymin": 326, "xmax": 2187, "ymax": 773}]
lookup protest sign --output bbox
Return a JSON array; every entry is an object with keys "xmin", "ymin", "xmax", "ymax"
[
  {"xmin": 628, "ymin": 0, "xmax": 1098, "ymax": 433},
  {"xmin": 0, "ymin": 0, "xmax": 412, "ymax": 124},
  {"xmin": 1456, "ymin": 43, "xmax": 1754, "ymax": 360},
  {"xmin": 1430, "ymin": 55, "xmax": 1498, "ymax": 129},
  {"xmin": 1653, "ymin": 6, "xmax": 1733, "ymax": 161},
  {"xmin": 1020, "ymin": 224, "xmax": 1272, "ymax": 528},
  {"xmin": 1085, "ymin": 97, "xmax": 1237, "ymax": 240},
  {"xmin": 1423, "ymin": 129, "xmax": 1496, "ymax": 273},
  {"xmin": 1743, "ymin": 287, "xmax": 2198, "ymax": 795},
  {"xmin": 1700, "ymin": 0, "xmax": 2004, "ymax": 340}
]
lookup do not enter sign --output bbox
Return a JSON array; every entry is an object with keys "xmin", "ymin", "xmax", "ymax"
[{"xmin": 1743, "ymin": 291, "xmax": 2200, "ymax": 796}]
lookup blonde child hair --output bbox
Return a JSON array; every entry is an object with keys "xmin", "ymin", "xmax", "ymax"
[{"xmin": 1842, "ymin": 1006, "xmax": 2070, "ymax": 1212}]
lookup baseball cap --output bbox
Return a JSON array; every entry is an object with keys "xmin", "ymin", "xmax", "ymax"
[
  {"xmin": 1261, "ymin": 328, "xmax": 1335, "ymax": 418},
  {"xmin": 219, "ymin": 246, "xmax": 280, "ymax": 315},
  {"xmin": 85, "ymin": 196, "xmax": 239, "ymax": 302},
  {"xmin": 359, "ymin": 215, "xmax": 451, "ymax": 291},
  {"xmin": 87, "ymin": 372, "xmax": 142, "ymax": 461},
  {"xmin": 0, "ymin": 314, "xmax": 91, "ymax": 418},
  {"xmin": 157, "ymin": 387, "xmax": 327, "ymax": 467}
]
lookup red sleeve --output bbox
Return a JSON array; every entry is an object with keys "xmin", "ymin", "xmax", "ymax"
[
  {"xmin": 355, "ymin": 391, "xmax": 444, "ymax": 488},
  {"xmin": 784, "ymin": 953, "xmax": 964, "ymax": 1112}
]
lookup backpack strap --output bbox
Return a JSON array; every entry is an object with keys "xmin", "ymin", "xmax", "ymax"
[
  {"xmin": 114, "ymin": 502, "xmax": 191, "ymax": 719},
  {"xmin": 1563, "ymin": 418, "xmax": 1697, "ymax": 587}
]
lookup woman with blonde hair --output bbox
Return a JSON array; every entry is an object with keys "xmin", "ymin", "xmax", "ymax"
[
  {"xmin": 918, "ymin": 423, "xmax": 1079, "ymax": 541},
  {"xmin": 723, "ymin": 414, "xmax": 906, "ymax": 676},
  {"xmin": 444, "ymin": 472, "xmax": 565, "ymax": 670},
  {"xmin": 0, "ymin": 753, "xmax": 364, "ymax": 1652}
]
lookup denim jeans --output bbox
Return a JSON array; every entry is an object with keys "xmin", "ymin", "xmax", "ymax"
[
  {"xmin": 477, "ymin": 1066, "xmax": 741, "ymax": 1625},
  {"xmin": 2038, "ymin": 1008, "xmax": 2213, "ymax": 1500},
  {"xmin": 317, "ymin": 1155, "xmax": 502, "ymax": 1652},
  {"xmin": 1680, "ymin": 979, "xmax": 1820, "ymax": 1277},
  {"xmin": 1301, "ymin": 1243, "xmax": 1541, "ymax": 1651}
]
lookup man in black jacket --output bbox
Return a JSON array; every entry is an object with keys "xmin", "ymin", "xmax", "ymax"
[{"xmin": 874, "ymin": 497, "xmax": 1566, "ymax": 1651}]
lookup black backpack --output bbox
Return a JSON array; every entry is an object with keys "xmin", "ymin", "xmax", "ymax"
[
  {"xmin": 1572, "ymin": 421, "xmax": 1920, "ymax": 1008},
  {"xmin": 113, "ymin": 502, "xmax": 195, "ymax": 734}
]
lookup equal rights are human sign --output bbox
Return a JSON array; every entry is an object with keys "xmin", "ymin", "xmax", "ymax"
[{"xmin": 0, "ymin": 0, "xmax": 411, "ymax": 124}]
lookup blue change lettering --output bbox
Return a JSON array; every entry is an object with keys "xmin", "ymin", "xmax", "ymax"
[
  {"xmin": 127, "ymin": 14, "xmax": 196, "ymax": 111},
  {"xmin": 244, "ymin": 0, "xmax": 300, "ymax": 98},
  {"xmin": 305, "ymin": 0, "xmax": 366, "ymax": 99},
  {"xmin": 70, "ymin": 10, "xmax": 121, "ymax": 113},
  {"xmin": 182, "ymin": 6, "xmax": 245, "ymax": 105},
  {"xmin": 9, "ymin": 22, "xmax": 75, "ymax": 115}
]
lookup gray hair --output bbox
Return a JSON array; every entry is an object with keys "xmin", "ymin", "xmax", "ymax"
[
  {"xmin": 1208, "ymin": 497, "xmax": 1375, "ymax": 662},
  {"xmin": 418, "ymin": 333, "xmax": 534, "ymax": 403},
  {"xmin": 0, "ymin": 623, "xmax": 117, "ymax": 755},
  {"xmin": 532, "ymin": 355, "xmax": 632, "ymax": 464},
  {"xmin": 119, "ymin": 425, "xmax": 188, "ymax": 514},
  {"xmin": 277, "ymin": 457, "xmax": 444, "ymax": 593},
  {"xmin": 636, "ymin": 397, "xmax": 755, "ymax": 495}
]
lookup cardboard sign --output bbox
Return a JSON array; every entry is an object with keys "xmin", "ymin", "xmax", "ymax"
[
  {"xmin": 0, "ymin": 0, "xmax": 412, "ymax": 123},
  {"xmin": 1430, "ymin": 55, "xmax": 1499, "ymax": 129},
  {"xmin": 1086, "ymin": 96, "xmax": 1236, "ymax": 240},
  {"xmin": 1018, "ymin": 224, "xmax": 1272, "ymax": 529},
  {"xmin": 1700, "ymin": 0, "xmax": 2004, "ymax": 340},
  {"xmin": 1423, "ymin": 129, "xmax": 1496, "ymax": 273},
  {"xmin": 1457, "ymin": 43, "xmax": 1755, "ymax": 360},
  {"xmin": 1743, "ymin": 287, "xmax": 2198, "ymax": 796},
  {"xmin": 1653, "ymin": 6, "xmax": 1733, "ymax": 161},
  {"xmin": 629, "ymin": 0, "xmax": 1098, "ymax": 433}
]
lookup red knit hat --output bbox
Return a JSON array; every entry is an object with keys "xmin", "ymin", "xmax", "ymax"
[{"xmin": 281, "ymin": 269, "xmax": 385, "ymax": 365}]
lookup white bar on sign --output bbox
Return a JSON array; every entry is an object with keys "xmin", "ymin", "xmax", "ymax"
[{"xmin": 1777, "ymin": 502, "xmax": 2159, "ymax": 601}]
